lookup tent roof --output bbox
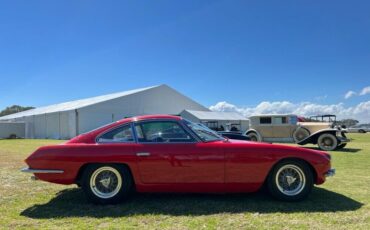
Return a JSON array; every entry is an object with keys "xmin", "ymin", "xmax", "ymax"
[
  {"xmin": 183, "ymin": 110, "xmax": 248, "ymax": 121},
  {"xmin": 0, "ymin": 85, "xmax": 161, "ymax": 120}
]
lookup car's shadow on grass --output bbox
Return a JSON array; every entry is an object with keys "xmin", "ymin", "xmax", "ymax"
[{"xmin": 21, "ymin": 187, "xmax": 363, "ymax": 219}]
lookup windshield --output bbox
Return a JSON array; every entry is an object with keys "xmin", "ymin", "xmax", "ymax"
[{"xmin": 183, "ymin": 119, "xmax": 225, "ymax": 142}]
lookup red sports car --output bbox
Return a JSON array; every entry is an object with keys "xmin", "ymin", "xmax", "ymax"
[{"xmin": 22, "ymin": 115, "xmax": 335, "ymax": 204}]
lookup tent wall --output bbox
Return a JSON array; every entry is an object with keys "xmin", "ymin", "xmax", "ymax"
[
  {"xmin": 0, "ymin": 122, "xmax": 25, "ymax": 139},
  {"xmin": 46, "ymin": 113, "xmax": 59, "ymax": 139}
]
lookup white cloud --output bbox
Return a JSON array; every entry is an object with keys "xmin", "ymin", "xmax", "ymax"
[
  {"xmin": 360, "ymin": 86, "xmax": 370, "ymax": 96},
  {"xmin": 344, "ymin": 91, "xmax": 356, "ymax": 99},
  {"xmin": 209, "ymin": 101, "xmax": 370, "ymax": 123}
]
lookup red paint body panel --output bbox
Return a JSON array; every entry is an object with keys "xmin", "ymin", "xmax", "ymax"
[{"xmin": 25, "ymin": 115, "xmax": 332, "ymax": 193}]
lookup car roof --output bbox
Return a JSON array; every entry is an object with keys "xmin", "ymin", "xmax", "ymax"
[
  {"xmin": 249, "ymin": 114, "xmax": 296, "ymax": 118},
  {"xmin": 115, "ymin": 114, "xmax": 182, "ymax": 125}
]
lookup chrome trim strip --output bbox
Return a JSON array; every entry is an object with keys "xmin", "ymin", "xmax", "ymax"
[{"xmin": 21, "ymin": 167, "xmax": 64, "ymax": 174}]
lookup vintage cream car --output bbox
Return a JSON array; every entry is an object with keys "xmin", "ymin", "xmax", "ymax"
[{"xmin": 245, "ymin": 114, "xmax": 350, "ymax": 151}]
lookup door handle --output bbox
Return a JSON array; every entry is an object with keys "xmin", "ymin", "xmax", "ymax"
[{"xmin": 136, "ymin": 152, "xmax": 151, "ymax": 157}]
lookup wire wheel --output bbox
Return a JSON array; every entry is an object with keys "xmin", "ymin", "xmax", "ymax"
[
  {"xmin": 318, "ymin": 133, "xmax": 338, "ymax": 151},
  {"xmin": 275, "ymin": 164, "xmax": 306, "ymax": 196},
  {"xmin": 90, "ymin": 166, "xmax": 122, "ymax": 199}
]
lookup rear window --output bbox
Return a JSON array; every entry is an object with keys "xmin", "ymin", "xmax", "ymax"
[
  {"xmin": 260, "ymin": 117, "xmax": 272, "ymax": 124},
  {"xmin": 97, "ymin": 124, "xmax": 134, "ymax": 143}
]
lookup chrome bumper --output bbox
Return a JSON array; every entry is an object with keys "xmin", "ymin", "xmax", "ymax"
[
  {"xmin": 21, "ymin": 167, "xmax": 64, "ymax": 174},
  {"xmin": 325, "ymin": 168, "xmax": 336, "ymax": 177}
]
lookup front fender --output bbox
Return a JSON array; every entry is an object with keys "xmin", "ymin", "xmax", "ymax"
[{"xmin": 297, "ymin": 129, "xmax": 344, "ymax": 145}]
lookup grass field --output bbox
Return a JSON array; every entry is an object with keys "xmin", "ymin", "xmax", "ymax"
[{"xmin": 1, "ymin": 134, "xmax": 370, "ymax": 229}]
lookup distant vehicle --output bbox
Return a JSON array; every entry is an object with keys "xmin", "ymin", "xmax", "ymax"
[
  {"xmin": 217, "ymin": 131, "xmax": 250, "ymax": 141},
  {"xmin": 245, "ymin": 114, "xmax": 350, "ymax": 151},
  {"xmin": 22, "ymin": 115, "xmax": 334, "ymax": 204},
  {"xmin": 197, "ymin": 123, "xmax": 250, "ymax": 141},
  {"xmin": 346, "ymin": 127, "xmax": 368, "ymax": 133}
]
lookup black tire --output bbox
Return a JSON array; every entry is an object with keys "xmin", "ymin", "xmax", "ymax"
[
  {"xmin": 267, "ymin": 160, "xmax": 313, "ymax": 201},
  {"xmin": 359, "ymin": 129, "xmax": 366, "ymax": 133},
  {"xmin": 317, "ymin": 133, "xmax": 338, "ymax": 151},
  {"xmin": 247, "ymin": 132, "xmax": 259, "ymax": 142},
  {"xmin": 81, "ymin": 164, "xmax": 133, "ymax": 205},
  {"xmin": 335, "ymin": 143, "xmax": 347, "ymax": 150}
]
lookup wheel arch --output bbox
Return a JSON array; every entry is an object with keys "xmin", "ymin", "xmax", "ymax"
[{"xmin": 264, "ymin": 157, "xmax": 318, "ymax": 186}]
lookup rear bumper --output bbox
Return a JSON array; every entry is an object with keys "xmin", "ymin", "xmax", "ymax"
[
  {"xmin": 325, "ymin": 168, "xmax": 336, "ymax": 177},
  {"xmin": 21, "ymin": 167, "xmax": 64, "ymax": 174}
]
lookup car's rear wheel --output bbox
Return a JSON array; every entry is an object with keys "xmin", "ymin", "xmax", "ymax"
[
  {"xmin": 247, "ymin": 132, "xmax": 259, "ymax": 142},
  {"xmin": 359, "ymin": 129, "xmax": 366, "ymax": 133},
  {"xmin": 81, "ymin": 164, "xmax": 133, "ymax": 204},
  {"xmin": 317, "ymin": 133, "xmax": 338, "ymax": 151},
  {"xmin": 267, "ymin": 160, "xmax": 313, "ymax": 201},
  {"xmin": 292, "ymin": 127, "xmax": 310, "ymax": 143}
]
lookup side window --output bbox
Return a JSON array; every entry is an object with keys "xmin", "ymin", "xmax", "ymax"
[
  {"xmin": 260, "ymin": 117, "xmax": 272, "ymax": 124},
  {"xmin": 97, "ymin": 125, "xmax": 134, "ymax": 143},
  {"xmin": 135, "ymin": 121, "xmax": 195, "ymax": 143},
  {"xmin": 273, "ymin": 117, "xmax": 287, "ymax": 124}
]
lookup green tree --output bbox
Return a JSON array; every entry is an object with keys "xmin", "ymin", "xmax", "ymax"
[{"xmin": 0, "ymin": 105, "xmax": 34, "ymax": 117}]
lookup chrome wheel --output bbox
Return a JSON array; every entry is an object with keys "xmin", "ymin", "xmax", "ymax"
[
  {"xmin": 90, "ymin": 166, "xmax": 122, "ymax": 199},
  {"xmin": 275, "ymin": 164, "xmax": 306, "ymax": 196}
]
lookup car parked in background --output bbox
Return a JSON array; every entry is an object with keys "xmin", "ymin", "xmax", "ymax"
[
  {"xmin": 345, "ymin": 126, "xmax": 368, "ymax": 133},
  {"xmin": 245, "ymin": 114, "xmax": 349, "ymax": 151},
  {"xmin": 197, "ymin": 123, "xmax": 250, "ymax": 141},
  {"xmin": 217, "ymin": 131, "xmax": 250, "ymax": 141},
  {"xmin": 22, "ymin": 115, "xmax": 334, "ymax": 204}
]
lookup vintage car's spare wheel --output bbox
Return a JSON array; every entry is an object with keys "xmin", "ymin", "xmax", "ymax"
[
  {"xmin": 247, "ymin": 132, "xmax": 259, "ymax": 142},
  {"xmin": 267, "ymin": 160, "xmax": 313, "ymax": 201},
  {"xmin": 81, "ymin": 164, "xmax": 133, "ymax": 204},
  {"xmin": 317, "ymin": 133, "xmax": 338, "ymax": 151},
  {"xmin": 293, "ymin": 127, "xmax": 310, "ymax": 143}
]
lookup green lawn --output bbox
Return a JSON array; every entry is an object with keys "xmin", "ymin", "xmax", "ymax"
[{"xmin": 1, "ymin": 134, "xmax": 370, "ymax": 229}]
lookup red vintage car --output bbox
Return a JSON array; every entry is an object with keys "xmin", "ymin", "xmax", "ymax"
[{"xmin": 22, "ymin": 115, "xmax": 335, "ymax": 204}]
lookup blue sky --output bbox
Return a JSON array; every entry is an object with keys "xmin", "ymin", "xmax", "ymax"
[{"xmin": 0, "ymin": 1, "xmax": 370, "ymax": 120}]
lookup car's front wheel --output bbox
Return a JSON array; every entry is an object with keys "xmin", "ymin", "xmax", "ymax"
[
  {"xmin": 267, "ymin": 160, "xmax": 313, "ymax": 201},
  {"xmin": 81, "ymin": 164, "xmax": 133, "ymax": 204},
  {"xmin": 317, "ymin": 133, "xmax": 338, "ymax": 151}
]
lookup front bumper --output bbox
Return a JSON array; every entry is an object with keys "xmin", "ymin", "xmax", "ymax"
[
  {"xmin": 325, "ymin": 168, "xmax": 336, "ymax": 177},
  {"xmin": 21, "ymin": 167, "xmax": 64, "ymax": 174}
]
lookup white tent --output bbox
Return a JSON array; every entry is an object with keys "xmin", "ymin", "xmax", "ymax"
[{"xmin": 0, "ymin": 85, "xmax": 209, "ymax": 139}]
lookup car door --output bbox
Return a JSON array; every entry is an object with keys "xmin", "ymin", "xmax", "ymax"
[
  {"xmin": 133, "ymin": 120, "xmax": 224, "ymax": 184},
  {"xmin": 257, "ymin": 116, "xmax": 273, "ymax": 139},
  {"xmin": 271, "ymin": 116, "xmax": 294, "ymax": 141}
]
